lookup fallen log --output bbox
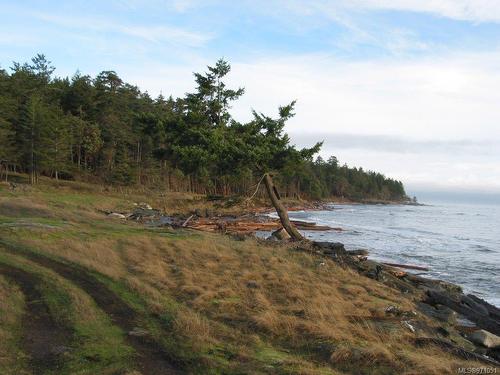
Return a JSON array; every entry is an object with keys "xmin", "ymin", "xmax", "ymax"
[
  {"xmin": 263, "ymin": 173, "xmax": 304, "ymax": 241},
  {"xmin": 182, "ymin": 214, "xmax": 194, "ymax": 227},
  {"xmin": 382, "ymin": 262, "xmax": 429, "ymax": 271},
  {"xmin": 290, "ymin": 220, "xmax": 317, "ymax": 227}
]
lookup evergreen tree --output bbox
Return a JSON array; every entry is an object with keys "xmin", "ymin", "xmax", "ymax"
[{"xmin": 187, "ymin": 59, "xmax": 244, "ymax": 127}]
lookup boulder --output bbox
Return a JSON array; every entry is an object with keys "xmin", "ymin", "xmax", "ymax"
[
  {"xmin": 469, "ymin": 330, "xmax": 500, "ymax": 349},
  {"xmin": 313, "ymin": 242, "xmax": 346, "ymax": 259}
]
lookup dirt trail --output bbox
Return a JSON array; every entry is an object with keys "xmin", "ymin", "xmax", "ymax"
[
  {"xmin": 0, "ymin": 263, "xmax": 72, "ymax": 375},
  {"xmin": 0, "ymin": 245, "xmax": 183, "ymax": 375}
]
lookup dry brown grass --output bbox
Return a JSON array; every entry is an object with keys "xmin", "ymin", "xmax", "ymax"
[{"xmin": 0, "ymin": 198, "xmax": 55, "ymax": 219}]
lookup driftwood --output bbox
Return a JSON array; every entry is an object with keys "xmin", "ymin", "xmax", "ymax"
[
  {"xmin": 382, "ymin": 262, "xmax": 429, "ymax": 271},
  {"xmin": 187, "ymin": 218, "xmax": 337, "ymax": 234},
  {"xmin": 263, "ymin": 173, "xmax": 304, "ymax": 241},
  {"xmin": 291, "ymin": 220, "xmax": 342, "ymax": 231},
  {"xmin": 182, "ymin": 214, "xmax": 194, "ymax": 227}
]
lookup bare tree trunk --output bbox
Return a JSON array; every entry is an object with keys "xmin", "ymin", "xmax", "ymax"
[{"xmin": 263, "ymin": 173, "xmax": 304, "ymax": 241}]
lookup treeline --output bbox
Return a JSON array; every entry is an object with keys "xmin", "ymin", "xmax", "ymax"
[{"xmin": 0, "ymin": 54, "xmax": 406, "ymax": 201}]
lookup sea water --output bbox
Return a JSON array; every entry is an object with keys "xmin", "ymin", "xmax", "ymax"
[{"xmin": 283, "ymin": 202, "xmax": 500, "ymax": 307}]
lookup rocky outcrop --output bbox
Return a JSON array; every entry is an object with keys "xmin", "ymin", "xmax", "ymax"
[{"xmin": 424, "ymin": 290, "xmax": 500, "ymax": 336}]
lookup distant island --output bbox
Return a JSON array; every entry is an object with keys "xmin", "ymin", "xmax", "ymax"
[{"xmin": 0, "ymin": 54, "xmax": 406, "ymax": 202}]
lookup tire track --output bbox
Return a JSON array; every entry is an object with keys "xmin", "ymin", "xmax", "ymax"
[
  {"xmin": 0, "ymin": 264, "xmax": 72, "ymax": 375},
  {"xmin": 0, "ymin": 245, "xmax": 183, "ymax": 375}
]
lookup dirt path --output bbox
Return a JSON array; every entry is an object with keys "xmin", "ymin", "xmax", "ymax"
[
  {"xmin": 0, "ymin": 263, "xmax": 72, "ymax": 375},
  {"xmin": 0, "ymin": 245, "xmax": 183, "ymax": 375}
]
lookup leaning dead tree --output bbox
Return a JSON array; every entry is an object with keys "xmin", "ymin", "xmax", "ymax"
[{"xmin": 263, "ymin": 173, "xmax": 304, "ymax": 241}]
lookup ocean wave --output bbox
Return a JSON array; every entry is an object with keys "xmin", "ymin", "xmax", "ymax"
[{"xmin": 301, "ymin": 203, "xmax": 500, "ymax": 306}]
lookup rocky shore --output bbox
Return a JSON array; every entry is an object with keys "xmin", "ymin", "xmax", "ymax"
[{"xmin": 310, "ymin": 241, "xmax": 500, "ymax": 365}]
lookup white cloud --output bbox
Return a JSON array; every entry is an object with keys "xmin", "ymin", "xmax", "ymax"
[
  {"xmin": 35, "ymin": 12, "xmax": 212, "ymax": 47},
  {"xmin": 283, "ymin": 0, "xmax": 500, "ymax": 23},
  {"xmin": 351, "ymin": 0, "xmax": 500, "ymax": 23},
  {"xmin": 226, "ymin": 52, "xmax": 500, "ymax": 139}
]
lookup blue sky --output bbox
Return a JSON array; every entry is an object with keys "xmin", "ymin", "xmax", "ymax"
[{"xmin": 2, "ymin": 0, "xmax": 500, "ymax": 196}]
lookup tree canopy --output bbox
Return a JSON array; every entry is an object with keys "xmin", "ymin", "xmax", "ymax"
[{"xmin": 0, "ymin": 55, "xmax": 407, "ymax": 201}]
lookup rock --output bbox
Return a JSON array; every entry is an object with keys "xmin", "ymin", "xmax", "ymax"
[
  {"xmin": 365, "ymin": 263, "xmax": 384, "ymax": 281},
  {"xmin": 436, "ymin": 326, "xmax": 450, "ymax": 337},
  {"xmin": 271, "ymin": 227, "xmax": 291, "ymax": 241},
  {"xmin": 461, "ymin": 295, "xmax": 489, "ymax": 316},
  {"xmin": 385, "ymin": 305, "xmax": 401, "ymax": 316},
  {"xmin": 313, "ymin": 242, "xmax": 346, "ymax": 259},
  {"xmin": 456, "ymin": 315, "xmax": 477, "ymax": 328},
  {"xmin": 417, "ymin": 302, "xmax": 457, "ymax": 324},
  {"xmin": 466, "ymin": 294, "xmax": 500, "ymax": 321},
  {"xmin": 488, "ymin": 347, "xmax": 500, "ymax": 362},
  {"xmin": 108, "ymin": 212, "xmax": 126, "ymax": 219},
  {"xmin": 469, "ymin": 330, "xmax": 500, "ymax": 349},
  {"xmin": 155, "ymin": 216, "xmax": 174, "ymax": 226},
  {"xmin": 246, "ymin": 281, "xmax": 259, "ymax": 289},
  {"xmin": 424, "ymin": 290, "xmax": 500, "ymax": 335},
  {"xmin": 130, "ymin": 208, "xmax": 160, "ymax": 220}
]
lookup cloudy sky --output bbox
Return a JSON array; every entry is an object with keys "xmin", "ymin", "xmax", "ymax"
[{"xmin": 2, "ymin": 0, "xmax": 500, "ymax": 198}]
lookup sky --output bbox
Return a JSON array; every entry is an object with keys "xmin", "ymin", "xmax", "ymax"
[{"xmin": 2, "ymin": 0, "xmax": 500, "ymax": 199}]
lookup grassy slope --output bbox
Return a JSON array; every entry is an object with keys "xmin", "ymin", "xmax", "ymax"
[{"xmin": 0, "ymin": 177, "xmax": 480, "ymax": 374}]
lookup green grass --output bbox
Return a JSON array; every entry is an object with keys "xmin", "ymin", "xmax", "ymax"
[
  {"xmin": 0, "ymin": 274, "xmax": 29, "ymax": 375},
  {"xmin": 0, "ymin": 252, "xmax": 134, "ymax": 375}
]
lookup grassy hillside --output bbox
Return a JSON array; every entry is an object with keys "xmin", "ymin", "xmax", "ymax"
[{"xmin": 0, "ymin": 177, "xmax": 480, "ymax": 374}]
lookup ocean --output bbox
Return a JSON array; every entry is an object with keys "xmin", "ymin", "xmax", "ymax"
[{"xmin": 282, "ymin": 202, "xmax": 500, "ymax": 307}]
